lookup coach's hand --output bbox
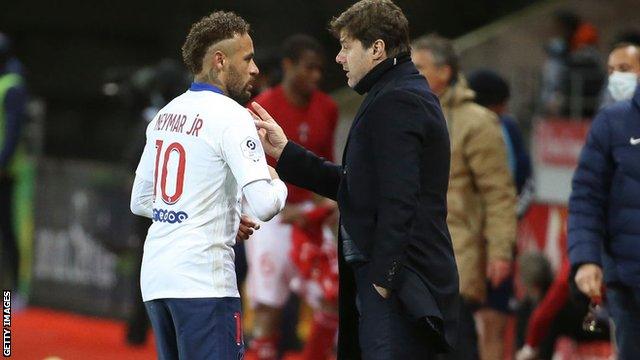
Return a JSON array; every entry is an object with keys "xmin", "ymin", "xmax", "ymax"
[
  {"xmin": 237, "ymin": 214, "xmax": 260, "ymax": 242},
  {"xmin": 575, "ymin": 263, "xmax": 603, "ymax": 299},
  {"xmin": 250, "ymin": 102, "xmax": 288, "ymax": 160}
]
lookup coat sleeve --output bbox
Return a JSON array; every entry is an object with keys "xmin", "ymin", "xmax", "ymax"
[
  {"xmin": 276, "ymin": 141, "xmax": 341, "ymax": 201},
  {"xmin": 465, "ymin": 112, "xmax": 518, "ymax": 261},
  {"xmin": 567, "ymin": 110, "xmax": 612, "ymax": 268},
  {"xmin": 367, "ymin": 91, "xmax": 426, "ymax": 290}
]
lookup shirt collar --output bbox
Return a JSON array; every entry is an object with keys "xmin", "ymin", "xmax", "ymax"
[
  {"xmin": 353, "ymin": 52, "xmax": 412, "ymax": 95},
  {"xmin": 190, "ymin": 82, "xmax": 225, "ymax": 95}
]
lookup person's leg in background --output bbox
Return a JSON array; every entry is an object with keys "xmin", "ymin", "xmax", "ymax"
[
  {"xmin": 606, "ymin": 283, "xmax": 640, "ymax": 360},
  {"xmin": 245, "ymin": 217, "xmax": 293, "ymax": 360},
  {"xmin": 476, "ymin": 278, "xmax": 513, "ymax": 360},
  {"xmin": 0, "ymin": 175, "xmax": 18, "ymax": 289}
]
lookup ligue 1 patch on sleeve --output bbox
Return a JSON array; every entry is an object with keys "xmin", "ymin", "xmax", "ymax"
[{"xmin": 241, "ymin": 137, "xmax": 262, "ymax": 162}]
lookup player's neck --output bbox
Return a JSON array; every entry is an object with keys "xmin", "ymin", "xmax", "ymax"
[
  {"xmin": 282, "ymin": 81, "xmax": 311, "ymax": 107},
  {"xmin": 194, "ymin": 72, "xmax": 227, "ymax": 95}
]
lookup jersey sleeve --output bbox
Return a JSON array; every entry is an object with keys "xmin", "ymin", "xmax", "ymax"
[
  {"xmin": 134, "ymin": 121, "xmax": 156, "ymax": 182},
  {"xmin": 221, "ymin": 110, "xmax": 271, "ymax": 188}
]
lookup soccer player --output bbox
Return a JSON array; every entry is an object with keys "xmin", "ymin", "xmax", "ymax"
[
  {"xmin": 129, "ymin": 11, "xmax": 287, "ymax": 359},
  {"xmin": 245, "ymin": 34, "xmax": 339, "ymax": 360}
]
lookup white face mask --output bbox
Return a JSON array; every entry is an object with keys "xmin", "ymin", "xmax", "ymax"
[{"xmin": 607, "ymin": 71, "xmax": 638, "ymax": 101}]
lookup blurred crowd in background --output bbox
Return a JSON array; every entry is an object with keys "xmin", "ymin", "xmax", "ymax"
[{"xmin": 1, "ymin": 0, "xmax": 639, "ymax": 359}]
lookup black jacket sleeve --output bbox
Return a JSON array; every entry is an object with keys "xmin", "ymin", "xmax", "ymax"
[
  {"xmin": 367, "ymin": 90, "xmax": 426, "ymax": 290},
  {"xmin": 276, "ymin": 141, "xmax": 341, "ymax": 201}
]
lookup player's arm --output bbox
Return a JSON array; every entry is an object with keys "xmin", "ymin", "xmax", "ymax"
[
  {"xmin": 130, "ymin": 176, "xmax": 154, "ymax": 218},
  {"xmin": 243, "ymin": 169, "xmax": 287, "ymax": 222},
  {"xmin": 130, "ymin": 122, "xmax": 155, "ymax": 219},
  {"xmin": 222, "ymin": 114, "xmax": 287, "ymax": 222}
]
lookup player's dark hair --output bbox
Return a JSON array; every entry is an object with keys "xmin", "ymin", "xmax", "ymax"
[
  {"xmin": 282, "ymin": 34, "xmax": 324, "ymax": 63},
  {"xmin": 412, "ymin": 34, "xmax": 459, "ymax": 85},
  {"xmin": 182, "ymin": 11, "xmax": 250, "ymax": 75},
  {"xmin": 329, "ymin": 0, "xmax": 410, "ymax": 58}
]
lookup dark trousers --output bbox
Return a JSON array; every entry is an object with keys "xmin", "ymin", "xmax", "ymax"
[
  {"xmin": 437, "ymin": 299, "xmax": 479, "ymax": 360},
  {"xmin": 145, "ymin": 297, "xmax": 244, "ymax": 360},
  {"xmin": 607, "ymin": 283, "xmax": 640, "ymax": 360},
  {"xmin": 0, "ymin": 176, "xmax": 18, "ymax": 288},
  {"xmin": 353, "ymin": 262, "xmax": 436, "ymax": 360}
]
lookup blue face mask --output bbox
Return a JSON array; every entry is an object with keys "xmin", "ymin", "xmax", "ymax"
[{"xmin": 607, "ymin": 71, "xmax": 638, "ymax": 101}]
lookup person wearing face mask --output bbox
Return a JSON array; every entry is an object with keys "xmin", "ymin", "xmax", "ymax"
[
  {"xmin": 606, "ymin": 43, "xmax": 640, "ymax": 102},
  {"xmin": 568, "ymin": 43, "xmax": 640, "ymax": 360}
]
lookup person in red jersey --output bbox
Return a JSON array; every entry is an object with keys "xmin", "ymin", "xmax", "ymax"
[{"xmin": 245, "ymin": 34, "xmax": 339, "ymax": 360}]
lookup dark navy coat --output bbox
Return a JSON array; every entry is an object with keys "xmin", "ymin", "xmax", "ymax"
[{"xmin": 568, "ymin": 84, "xmax": 640, "ymax": 285}]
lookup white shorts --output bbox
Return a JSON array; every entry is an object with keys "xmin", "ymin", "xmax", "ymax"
[
  {"xmin": 245, "ymin": 212, "xmax": 297, "ymax": 308},
  {"xmin": 245, "ymin": 201, "xmax": 337, "ymax": 309}
]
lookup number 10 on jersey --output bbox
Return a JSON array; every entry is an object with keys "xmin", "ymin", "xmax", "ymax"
[{"xmin": 154, "ymin": 140, "xmax": 186, "ymax": 205}]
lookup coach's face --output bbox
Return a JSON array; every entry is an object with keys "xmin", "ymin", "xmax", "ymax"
[
  {"xmin": 222, "ymin": 33, "xmax": 259, "ymax": 103},
  {"xmin": 336, "ymin": 31, "xmax": 378, "ymax": 88}
]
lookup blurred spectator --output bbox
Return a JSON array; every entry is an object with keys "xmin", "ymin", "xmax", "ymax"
[
  {"xmin": 412, "ymin": 34, "xmax": 518, "ymax": 360},
  {"xmin": 540, "ymin": 10, "xmax": 605, "ymax": 118},
  {"xmin": 515, "ymin": 235, "xmax": 611, "ymax": 360},
  {"xmin": 0, "ymin": 32, "xmax": 27, "ymax": 293},
  {"xmin": 467, "ymin": 69, "xmax": 534, "ymax": 218},
  {"xmin": 467, "ymin": 69, "xmax": 534, "ymax": 360},
  {"xmin": 568, "ymin": 44, "xmax": 640, "ymax": 359},
  {"xmin": 245, "ymin": 34, "xmax": 338, "ymax": 360}
]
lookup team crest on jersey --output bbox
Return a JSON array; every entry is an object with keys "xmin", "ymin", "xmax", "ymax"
[{"xmin": 241, "ymin": 137, "xmax": 262, "ymax": 162}]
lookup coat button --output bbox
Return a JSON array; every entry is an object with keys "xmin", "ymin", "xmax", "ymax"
[{"xmin": 342, "ymin": 166, "xmax": 347, "ymax": 175}]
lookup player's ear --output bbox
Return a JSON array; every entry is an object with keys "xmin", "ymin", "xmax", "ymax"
[{"xmin": 213, "ymin": 50, "xmax": 226, "ymax": 70}]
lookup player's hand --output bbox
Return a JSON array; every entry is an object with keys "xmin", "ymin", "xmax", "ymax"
[
  {"xmin": 575, "ymin": 263, "xmax": 603, "ymax": 299},
  {"xmin": 250, "ymin": 102, "xmax": 288, "ymax": 160},
  {"xmin": 373, "ymin": 284, "xmax": 390, "ymax": 299},
  {"xmin": 487, "ymin": 259, "xmax": 512, "ymax": 288},
  {"xmin": 236, "ymin": 214, "xmax": 260, "ymax": 242}
]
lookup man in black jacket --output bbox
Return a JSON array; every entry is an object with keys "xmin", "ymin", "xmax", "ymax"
[{"xmin": 252, "ymin": 1, "xmax": 459, "ymax": 358}]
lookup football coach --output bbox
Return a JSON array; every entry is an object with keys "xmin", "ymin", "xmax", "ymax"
[{"xmin": 252, "ymin": 0, "xmax": 460, "ymax": 358}]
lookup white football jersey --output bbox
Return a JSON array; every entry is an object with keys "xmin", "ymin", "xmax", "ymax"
[{"xmin": 135, "ymin": 84, "xmax": 270, "ymax": 301}]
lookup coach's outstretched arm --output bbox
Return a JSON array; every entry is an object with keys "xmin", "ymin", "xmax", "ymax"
[{"xmin": 251, "ymin": 102, "xmax": 341, "ymax": 200}]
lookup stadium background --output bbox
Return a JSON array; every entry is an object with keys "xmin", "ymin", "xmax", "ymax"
[{"xmin": 1, "ymin": 0, "xmax": 639, "ymax": 359}]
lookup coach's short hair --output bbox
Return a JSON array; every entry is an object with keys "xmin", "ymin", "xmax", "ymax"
[
  {"xmin": 282, "ymin": 34, "xmax": 324, "ymax": 63},
  {"xmin": 329, "ymin": 0, "xmax": 410, "ymax": 58},
  {"xmin": 181, "ymin": 11, "xmax": 250, "ymax": 75},
  {"xmin": 412, "ymin": 34, "xmax": 459, "ymax": 85}
]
